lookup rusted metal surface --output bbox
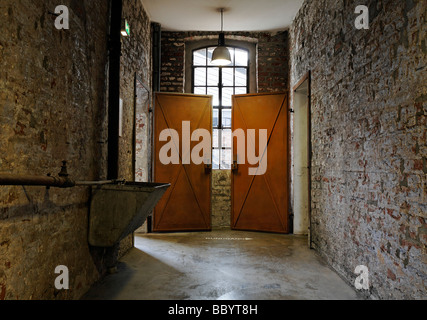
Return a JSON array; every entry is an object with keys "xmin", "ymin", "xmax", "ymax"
[
  {"xmin": 88, "ymin": 182, "xmax": 170, "ymax": 247},
  {"xmin": 0, "ymin": 160, "xmax": 125, "ymax": 188},
  {"xmin": 0, "ymin": 173, "xmax": 75, "ymax": 188},
  {"xmin": 75, "ymin": 180, "xmax": 125, "ymax": 186},
  {"xmin": 0, "ymin": 174, "xmax": 130, "ymax": 188}
]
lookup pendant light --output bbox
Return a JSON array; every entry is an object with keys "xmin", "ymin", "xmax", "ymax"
[{"xmin": 211, "ymin": 8, "xmax": 231, "ymax": 66}]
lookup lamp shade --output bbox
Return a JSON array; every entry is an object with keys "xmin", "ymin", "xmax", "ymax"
[
  {"xmin": 211, "ymin": 46, "xmax": 231, "ymax": 66},
  {"xmin": 211, "ymin": 33, "xmax": 231, "ymax": 66}
]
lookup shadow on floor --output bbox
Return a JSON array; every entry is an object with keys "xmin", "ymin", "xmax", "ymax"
[{"xmin": 82, "ymin": 229, "xmax": 363, "ymax": 300}]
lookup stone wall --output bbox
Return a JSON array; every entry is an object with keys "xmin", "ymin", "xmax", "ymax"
[
  {"xmin": 212, "ymin": 170, "xmax": 231, "ymax": 228},
  {"xmin": 0, "ymin": 0, "xmax": 110, "ymax": 300},
  {"xmin": 290, "ymin": 0, "xmax": 426, "ymax": 299},
  {"xmin": 117, "ymin": 0, "xmax": 153, "ymax": 254},
  {"xmin": 119, "ymin": 0, "xmax": 152, "ymax": 181},
  {"xmin": 0, "ymin": 0, "xmax": 152, "ymax": 299}
]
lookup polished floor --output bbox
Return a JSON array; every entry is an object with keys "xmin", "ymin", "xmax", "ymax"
[{"xmin": 82, "ymin": 228, "xmax": 363, "ymax": 300}]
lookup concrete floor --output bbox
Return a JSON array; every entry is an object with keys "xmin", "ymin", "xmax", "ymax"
[{"xmin": 82, "ymin": 228, "xmax": 363, "ymax": 300}]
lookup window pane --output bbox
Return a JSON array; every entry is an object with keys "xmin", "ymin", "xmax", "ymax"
[
  {"xmin": 194, "ymin": 67, "xmax": 206, "ymax": 86},
  {"xmin": 207, "ymin": 68, "xmax": 219, "ymax": 86},
  {"xmin": 227, "ymin": 47, "xmax": 235, "ymax": 65},
  {"xmin": 222, "ymin": 110, "xmax": 232, "ymax": 128},
  {"xmin": 235, "ymin": 68, "xmax": 247, "ymax": 86},
  {"xmin": 212, "ymin": 149, "xmax": 220, "ymax": 169},
  {"xmin": 207, "ymin": 47, "xmax": 215, "ymax": 65},
  {"xmin": 213, "ymin": 109, "xmax": 219, "ymax": 128},
  {"xmin": 222, "ymin": 88, "xmax": 233, "ymax": 107},
  {"xmin": 213, "ymin": 129, "xmax": 219, "ymax": 148},
  {"xmin": 222, "ymin": 68, "xmax": 233, "ymax": 86},
  {"xmin": 222, "ymin": 129, "xmax": 232, "ymax": 148},
  {"xmin": 235, "ymin": 48, "xmax": 248, "ymax": 66},
  {"xmin": 221, "ymin": 149, "xmax": 232, "ymax": 169},
  {"xmin": 235, "ymin": 87, "xmax": 247, "ymax": 95},
  {"xmin": 194, "ymin": 87, "xmax": 206, "ymax": 95},
  {"xmin": 193, "ymin": 49, "xmax": 207, "ymax": 66},
  {"xmin": 207, "ymin": 87, "xmax": 219, "ymax": 106}
]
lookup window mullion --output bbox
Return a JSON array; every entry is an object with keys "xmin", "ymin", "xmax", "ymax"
[
  {"xmin": 192, "ymin": 46, "xmax": 250, "ymax": 170},
  {"xmin": 218, "ymin": 66, "xmax": 223, "ymax": 168},
  {"xmin": 218, "ymin": 66, "xmax": 223, "ymax": 129},
  {"xmin": 205, "ymin": 48, "xmax": 208, "ymax": 89}
]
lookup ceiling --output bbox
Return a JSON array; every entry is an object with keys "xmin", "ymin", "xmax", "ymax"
[{"xmin": 141, "ymin": 0, "xmax": 305, "ymax": 32}]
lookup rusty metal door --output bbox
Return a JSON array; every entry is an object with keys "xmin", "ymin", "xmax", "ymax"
[
  {"xmin": 153, "ymin": 93, "xmax": 212, "ymax": 232},
  {"xmin": 231, "ymin": 92, "xmax": 289, "ymax": 233}
]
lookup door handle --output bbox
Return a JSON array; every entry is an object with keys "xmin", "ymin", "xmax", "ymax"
[
  {"xmin": 204, "ymin": 156, "xmax": 212, "ymax": 174},
  {"xmin": 204, "ymin": 163, "xmax": 212, "ymax": 174},
  {"xmin": 232, "ymin": 155, "xmax": 238, "ymax": 171}
]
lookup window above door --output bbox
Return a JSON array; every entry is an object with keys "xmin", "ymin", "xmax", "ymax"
[
  {"xmin": 185, "ymin": 40, "xmax": 257, "ymax": 170},
  {"xmin": 192, "ymin": 46, "xmax": 249, "ymax": 169}
]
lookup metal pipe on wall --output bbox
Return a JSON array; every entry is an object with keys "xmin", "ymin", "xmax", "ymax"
[
  {"xmin": 0, "ymin": 174, "xmax": 75, "ymax": 188},
  {"xmin": 0, "ymin": 161, "xmax": 125, "ymax": 188},
  {"xmin": 0, "ymin": 175, "xmax": 124, "ymax": 188}
]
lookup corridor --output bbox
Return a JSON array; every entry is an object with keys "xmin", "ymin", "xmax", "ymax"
[{"xmin": 1, "ymin": 0, "xmax": 425, "ymax": 301}]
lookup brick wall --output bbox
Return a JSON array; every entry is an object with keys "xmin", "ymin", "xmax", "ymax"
[
  {"xmin": 212, "ymin": 170, "xmax": 231, "ymax": 228},
  {"xmin": 120, "ymin": 0, "xmax": 152, "ymax": 181},
  {"xmin": 0, "ymin": 0, "xmax": 152, "ymax": 299},
  {"xmin": 160, "ymin": 31, "xmax": 289, "ymax": 93},
  {"xmin": 257, "ymin": 32, "xmax": 289, "ymax": 92},
  {"xmin": 160, "ymin": 32, "xmax": 185, "ymax": 93},
  {"xmin": 290, "ymin": 0, "xmax": 426, "ymax": 299},
  {"xmin": 117, "ymin": 0, "xmax": 152, "ymax": 252},
  {"xmin": 0, "ymin": 0, "xmax": 110, "ymax": 300}
]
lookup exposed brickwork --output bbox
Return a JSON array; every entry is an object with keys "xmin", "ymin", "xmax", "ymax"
[
  {"xmin": 290, "ymin": 0, "xmax": 426, "ymax": 299},
  {"xmin": 117, "ymin": 0, "xmax": 152, "ymax": 254},
  {"xmin": 160, "ymin": 31, "xmax": 289, "ymax": 93},
  {"xmin": 0, "ymin": 0, "xmax": 152, "ymax": 299},
  {"xmin": 257, "ymin": 32, "xmax": 289, "ymax": 92},
  {"xmin": 212, "ymin": 170, "xmax": 231, "ymax": 228},
  {"xmin": 120, "ymin": 0, "xmax": 152, "ymax": 181},
  {"xmin": 0, "ymin": 0, "xmax": 110, "ymax": 300},
  {"xmin": 160, "ymin": 32, "xmax": 186, "ymax": 93}
]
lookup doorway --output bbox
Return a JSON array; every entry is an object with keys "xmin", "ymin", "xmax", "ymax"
[
  {"xmin": 231, "ymin": 92, "xmax": 290, "ymax": 233},
  {"xmin": 292, "ymin": 72, "xmax": 312, "ymax": 244},
  {"xmin": 152, "ymin": 93, "xmax": 212, "ymax": 232},
  {"xmin": 152, "ymin": 92, "xmax": 290, "ymax": 233}
]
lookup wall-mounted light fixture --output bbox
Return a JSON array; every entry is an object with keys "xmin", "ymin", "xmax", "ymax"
[
  {"xmin": 211, "ymin": 9, "xmax": 231, "ymax": 66},
  {"xmin": 121, "ymin": 19, "xmax": 130, "ymax": 37}
]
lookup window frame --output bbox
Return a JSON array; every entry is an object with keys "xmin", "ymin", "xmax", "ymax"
[
  {"xmin": 184, "ymin": 39, "xmax": 257, "ymax": 170},
  {"xmin": 191, "ymin": 46, "xmax": 250, "ymax": 170}
]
